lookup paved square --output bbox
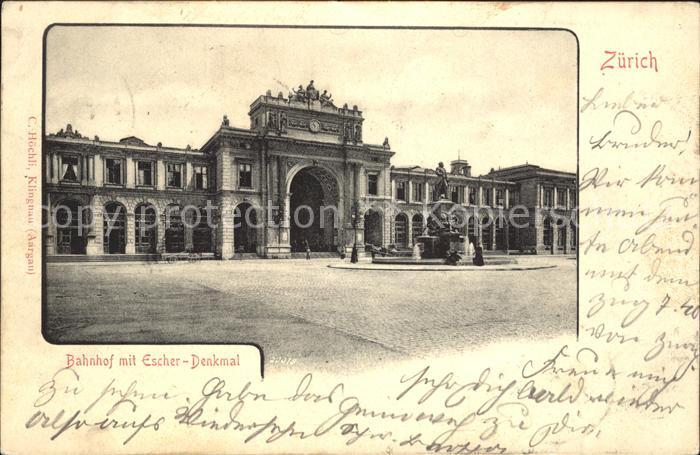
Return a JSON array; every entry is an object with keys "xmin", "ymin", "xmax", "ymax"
[{"xmin": 45, "ymin": 256, "xmax": 576, "ymax": 370}]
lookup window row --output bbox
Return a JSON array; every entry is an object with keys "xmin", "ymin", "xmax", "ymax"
[
  {"xmin": 543, "ymin": 187, "xmax": 576, "ymax": 207},
  {"xmin": 55, "ymin": 154, "xmax": 210, "ymax": 190},
  {"xmin": 392, "ymin": 181, "xmax": 516, "ymax": 207}
]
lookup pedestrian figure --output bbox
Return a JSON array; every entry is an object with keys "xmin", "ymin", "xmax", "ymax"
[
  {"xmin": 304, "ymin": 239, "xmax": 311, "ymax": 260},
  {"xmin": 473, "ymin": 244, "xmax": 484, "ymax": 266},
  {"xmin": 351, "ymin": 244, "xmax": 358, "ymax": 263},
  {"xmin": 468, "ymin": 241, "xmax": 475, "ymax": 258},
  {"xmin": 445, "ymin": 250, "xmax": 461, "ymax": 266}
]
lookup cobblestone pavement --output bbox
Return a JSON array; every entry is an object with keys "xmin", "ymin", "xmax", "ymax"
[{"xmin": 45, "ymin": 256, "xmax": 576, "ymax": 371}]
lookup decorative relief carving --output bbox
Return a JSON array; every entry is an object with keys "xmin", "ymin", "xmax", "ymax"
[
  {"xmin": 321, "ymin": 122, "xmax": 340, "ymax": 133},
  {"xmin": 287, "ymin": 117, "xmax": 309, "ymax": 130}
]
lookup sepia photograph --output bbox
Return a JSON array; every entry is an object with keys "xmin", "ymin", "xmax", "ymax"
[{"xmin": 43, "ymin": 26, "xmax": 578, "ymax": 370}]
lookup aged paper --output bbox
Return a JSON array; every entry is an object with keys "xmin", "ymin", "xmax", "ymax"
[{"xmin": 1, "ymin": 2, "xmax": 698, "ymax": 454}]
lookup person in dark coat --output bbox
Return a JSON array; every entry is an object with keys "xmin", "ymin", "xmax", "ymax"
[
  {"xmin": 304, "ymin": 239, "xmax": 311, "ymax": 260},
  {"xmin": 351, "ymin": 244, "xmax": 358, "ymax": 263},
  {"xmin": 473, "ymin": 244, "xmax": 485, "ymax": 266}
]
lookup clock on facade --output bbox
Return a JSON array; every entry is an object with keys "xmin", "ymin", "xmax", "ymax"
[{"xmin": 309, "ymin": 119, "xmax": 321, "ymax": 133}]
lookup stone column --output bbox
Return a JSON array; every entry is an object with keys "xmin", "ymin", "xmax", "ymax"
[
  {"xmin": 478, "ymin": 185, "xmax": 483, "ymax": 206},
  {"xmin": 44, "ymin": 194, "xmax": 54, "ymax": 255},
  {"xmin": 81, "ymin": 155, "xmax": 88, "ymax": 185},
  {"xmin": 407, "ymin": 215, "xmax": 413, "ymax": 248},
  {"xmin": 126, "ymin": 212, "xmax": 136, "ymax": 254},
  {"xmin": 126, "ymin": 157, "xmax": 135, "ymax": 189},
  {"xmin": 186, "ymin": 161, "xmax": 194, "ymax": 191},
  {"xmin": 86, "ymin": 201, "xmax": 103, "ymax": 256},
  {"xmin": 45, "ymin": 154, "xmax": 52, "ymax": 183},
  {"xmin": 505, "ymin": 188, "xmax": 510, "ymax": 209},
  {"xmin": 157, "ymin": 211, "xmax": 167, "ymax": 254},
  {"xmin": 157, "ymin": 160, "xmax": 166, "ymax": 190},
  {"xmin": 353, "ymin": 163, "xmax": 364, "ymax": 249},
  {"xmin": 94, "ymin": 154, "xmax": 103, "ymax": 185}
]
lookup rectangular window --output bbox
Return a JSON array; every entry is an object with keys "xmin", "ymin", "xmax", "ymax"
[
  {"xmin": 167, "ymin": 163, "xmax": 183, "ymax": 188},
  {"xmin": 413, "ymin": 182, "xmax": 423, "ymax": 202},
  {"xmin": 570, "ymin": 190, "xmax": 576, "ymax": 207},
  {"xmin": 496, "ymin": 189, "xmax": 505, "ymax": 207},
  {"xmin": 194, "ymin": 165, "xmax": 208, "ymax": 190},
  {"xmin": 367, "ymin": 173, "xmax": 378, "ymax": 196},
  {"xmin": 239, "ymin": 163, "xmax": 252, "ymax": 188},
  {"xmin": 136, "ymin": 161, "xmax": 153, "ymax": 186},
  {"xmin": 544, "ymin": 188, "xmax": 553, "ymax": 207},
  {"xmin": 509, "ymin": 190, "xmax": 519, "ymax": 207},
  {"xmin": 484, "ymin": 188, "xmax": 493, "ymax": 206},
  {"xmin": 396, "ymin": 181, "xmax": 406, "ymax": 201},
  {"xmin": 105, "ymin": 158, "xmax": 123, "ymax": 185},
  {"xmin": 468, "ymin": 187, "xmax": 477, "ymax": 205},
  {"xmin": 557, "ymin": 188, "xmax": 566, "ymax": 207},
  {"xmin": 61, "ymin": 155, "xmax": 80, "ymax": 182}
]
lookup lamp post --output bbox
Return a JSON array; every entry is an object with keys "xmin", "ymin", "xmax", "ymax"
[{"xmin": 350, "ymin": 199, "xmax": 360, "ymax": 263}]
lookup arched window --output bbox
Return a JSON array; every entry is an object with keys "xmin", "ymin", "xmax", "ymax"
[
  {"xmin": 364, "ymin": 209, "xmax": 383, "ymax": 248},
  {"xmin": 481, "ymin": 216, "xmax": 492, "ymax": 250},
  {"xmin": 543, "ymin": 217, "xmax": 553, "ymax": 248},
  {"xmin": 411, "ymin": 214, "xmax": 423, "ymax": 244},
  {"xmin": 103, "ymin": 202, "xmax": 126, "ymax": 254},
  {"xmin": 394, "ymin": 213, "xmax": 408, "ymax": 248},
  {"xmin": 135, "ymin": 204, "xmax": 157, "ymax": 253},
  {"xmin": 164, "ymin": 205, "xmax": 185, "ymax": 253},
  {"xmin": 192, "ymin": 206, "xmax": 213, "ymax": 253},
  {"xmin": 234, "ymin": 202, "xmax": 258, "ymax": 253},
  {"xmin": 467, "ymin": 217, "xmax": 476, "ymax": 245},
  {"xmin": 495, "ymin": 216, "xmax": 507, "ymax": 251},
  {"xmin": 54, "ymin": 199, "xmax": 87, "ymax": 254}
]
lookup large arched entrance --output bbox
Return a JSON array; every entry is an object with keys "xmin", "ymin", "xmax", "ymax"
[
  {"xmin": 289, "ymin": 166, "xmax": 339, "ymax": 252},
  {"xmin": 234, "ymin": 202, "xmax": 259, "ymax": 253},
  {"xmin": 103, "ymin": 202, "xmax": 126, "ymax": 254},
  {"xmin": 364, "ymin": 209, "xmax": 383, "ymax": 248}
]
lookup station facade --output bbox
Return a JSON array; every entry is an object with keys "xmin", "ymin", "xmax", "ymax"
[{"xmin": 43, "ymin": 82, "xmax": 577, "ymax": 259}]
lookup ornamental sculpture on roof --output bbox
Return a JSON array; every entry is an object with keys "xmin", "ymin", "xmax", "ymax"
[{"xmin": 289, "ymin": 80, "xmax": 336, "ymax": 107}]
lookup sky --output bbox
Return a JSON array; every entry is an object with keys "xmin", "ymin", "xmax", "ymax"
[{"xmin": 46, "ymin": 26, "xmax": 577, "ymax": 176}]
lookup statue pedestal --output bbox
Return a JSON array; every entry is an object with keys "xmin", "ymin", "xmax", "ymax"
[{"xmin": 416, "ymin": 236, "xmax": 439, "ymax": 259}]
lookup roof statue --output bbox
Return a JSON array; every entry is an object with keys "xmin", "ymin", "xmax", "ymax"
[{"xmin": 289, "ymin": 81, "xmax": 335, "ymax": 107}]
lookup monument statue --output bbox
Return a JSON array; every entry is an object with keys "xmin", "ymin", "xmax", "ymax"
[
  {"xmin": 434, "ymin": 162, "xmax": 449, "ymax": 200},
  {"xmin": 291, "ymin": 84, "xmax": 307, "ymax": 101},
  {"xmin": 320, "ymin": 90, "xmax": 335, "ymax": 107},
  {"xmin": 306, "ymin": 80, "xmax": 319, "ymax": 100}
]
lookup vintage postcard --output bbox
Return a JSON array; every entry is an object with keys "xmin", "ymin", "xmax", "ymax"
[{"xmin": 1, "ymin": 2, "xmax": 698, "ymax": 454}]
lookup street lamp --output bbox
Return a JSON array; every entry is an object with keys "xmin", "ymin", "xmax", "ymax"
[{"xmin": 350, "ymin": 199, "xmax": 360, "ymax": 263}]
